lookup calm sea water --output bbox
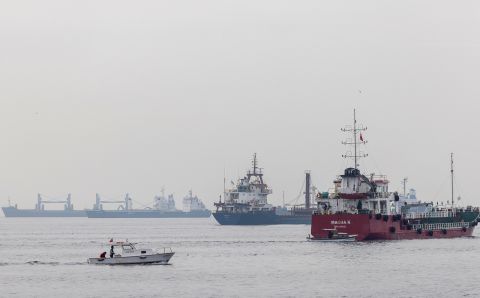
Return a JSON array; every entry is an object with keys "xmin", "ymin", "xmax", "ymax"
[{"xmin": 0, "ymin": 217, "xmax": 479, "ymax": 297}]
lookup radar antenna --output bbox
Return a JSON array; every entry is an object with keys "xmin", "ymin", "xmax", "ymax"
[{"xmin": 341, "ymin": 109, "xmax": 368, "ymax": 169}]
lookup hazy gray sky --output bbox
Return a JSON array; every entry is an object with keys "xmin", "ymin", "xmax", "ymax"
[{"xmin": 1, "ymin": 0, "xmax": 479, "ymax": 209}]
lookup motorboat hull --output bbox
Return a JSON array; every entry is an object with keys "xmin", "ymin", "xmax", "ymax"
[{"xmin": 88, "ymin": 252, "xmax": 174, "ymax": 265}]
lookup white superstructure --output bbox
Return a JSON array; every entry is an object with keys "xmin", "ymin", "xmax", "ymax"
[
  {"xmin": 315, "ymin": 109, "xmax": 421, "ymax": 216},
  {"xmin": 220, "ymin": 153, "xmax": 273, "ymax": 212},
  {"xmin": 154, "ymin": 191, "xmax": 177, "ymax": 211},
  {"xmin": 182, "ymin": 190, "xmax": 206, "ymax": 212}
]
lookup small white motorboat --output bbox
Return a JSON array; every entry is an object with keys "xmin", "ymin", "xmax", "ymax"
[
  {"xmin": 307, "ymin": 229, "xmax": 357, "ymax": 242},
  {"xmin": 88, "ymin": 240, "xmax": 174, "ymax": 265}
]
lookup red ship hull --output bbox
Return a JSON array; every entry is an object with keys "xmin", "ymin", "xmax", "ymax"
[{"xmin": 311, "ymin": 213, "xmax": 474, "ymax": 241}]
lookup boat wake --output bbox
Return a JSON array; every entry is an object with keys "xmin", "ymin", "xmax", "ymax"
[
  {"xmin": 26, "ymin": 261, "xmax": 60, "ymax": 265},
  {"xmin": 25, "ymin": 261, "xmax": 86, "ymax": 266}
]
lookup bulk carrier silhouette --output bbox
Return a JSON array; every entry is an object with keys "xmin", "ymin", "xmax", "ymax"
[
  {"xmin": 2, "ymin": 194, "xmax": 86, "ymax": 217},
  {"xmin": 86, "ymin": 191, "xmax": 211, "ymax": 218},
  {"xmin": 309, "ymin": 110, "xmax": 479, "ymax": 241}
]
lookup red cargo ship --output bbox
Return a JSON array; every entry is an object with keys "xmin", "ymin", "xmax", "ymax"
[{"xmin": 310, "ymin": 110, "xmax": 479, "ymax": 241}]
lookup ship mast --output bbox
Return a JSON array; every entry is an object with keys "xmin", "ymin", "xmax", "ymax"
[
  {"xmin": 451, "ymin": 153, "xmax": 454, "ymax": 207},
  {"xmin": 305, "ymin": 171, "xmax": 311, "ymax": 209},
  {"xmin": 354, "ymin": 109, "xmax": 357, "ymax": 169},
  {"xmin": 253, "ymin": 153, "xmax": 257, "ymax": 175},
  {"xmin": 248, "ymin": 153, "xmax": 264, "ymax": 184},
  {"xmin": 342, "ymin": 109, "xmax": 368, "ymax": 169},
  {"xmin": 401, "ymin": 177, "xmax": 408, "ymax": 197}
]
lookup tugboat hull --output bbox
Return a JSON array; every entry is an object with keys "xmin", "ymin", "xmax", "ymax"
[{"xmin": 310, "ymin": 213, "xmax": 478, "ymax": 241}]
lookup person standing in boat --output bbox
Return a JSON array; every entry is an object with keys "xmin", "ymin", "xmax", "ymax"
[{"xmin": 110, "ymin": 245, "xmax": 114, "ymax": 258}]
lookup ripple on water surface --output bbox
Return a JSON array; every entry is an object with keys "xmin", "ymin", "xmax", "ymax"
[{"xmin": 1, "ymin": 217, "xmax": 479, "ymax": 297}]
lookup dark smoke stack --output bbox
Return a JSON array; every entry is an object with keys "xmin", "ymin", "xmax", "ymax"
[{"xmin": 305, "ymin": 171, "xmax": 311, "ymax": 209}]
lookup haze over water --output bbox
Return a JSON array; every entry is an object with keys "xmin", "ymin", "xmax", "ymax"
[
  {"xmin": 1, "ymin": 217, "xmax": 479, "ymax": 297},
  {"xmin": 1, "ymin": 1, "xmax": 480, "ymax": 296},
  {"xmin": 1, "ymin": 0, "xmax": 480, "ymax": 209}
]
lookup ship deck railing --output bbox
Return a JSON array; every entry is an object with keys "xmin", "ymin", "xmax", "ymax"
[
  {"xmin": 404, "ymin": 211, "xmax": 456, "ymax": 219},
  {"xmin": 411, "ymin": 222, "xmax": 469, "ymax": 231}
]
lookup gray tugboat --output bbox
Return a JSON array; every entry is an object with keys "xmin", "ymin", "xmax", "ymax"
[
  {"xmin": 213, "ymin": 154, "xmax": 315, "ymax": 225},
  {"xmin": 2, "ymin": 194, "xmax": 86, "ymax": 217}
]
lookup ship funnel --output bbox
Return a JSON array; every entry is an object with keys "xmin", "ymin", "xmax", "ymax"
[
  {"xmin": 95, "ymin": 193, "xmax": 101, "ymax": 210},
  {"xmin": 305, "ymin": 171, "xmax": 311, "ymax": 209}
]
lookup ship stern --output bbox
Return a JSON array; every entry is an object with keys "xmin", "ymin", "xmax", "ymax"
[{"xmin": 311, "ymin": 213, "xmax": 371, "ymax": 241}]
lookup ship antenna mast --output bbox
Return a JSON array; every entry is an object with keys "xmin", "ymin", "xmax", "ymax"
[
  {"xmin": 341, "ymin": 109, "xmax": 368, "ymax": 169},
  {"xmin": 401, "ymin": 177, "xmax": 408, "ymax": 197},
  {"xmin": 248, "ymin": 153, "xmax": 264, "ymax": 184},
  {"xmin": 451, "ymin": 153, "xmax": 454, "ymax": 207},
  {"xmin": 223, "ymin": 167, "xmax": 226, "ymax": 202}
]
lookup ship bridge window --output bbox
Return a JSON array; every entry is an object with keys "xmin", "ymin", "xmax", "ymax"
[{"xmin": 344, "ymin": 168, "xmax": 360, "ymax": 177}]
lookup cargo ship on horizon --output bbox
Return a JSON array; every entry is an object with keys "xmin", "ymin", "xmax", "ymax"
[
  {"xmin": 86, "ymin": 191, "xmax": 211, "ymax": 218},
  {"xmin": 309, "ymin": 110, "xmax": 479, "ymax": 241},
  {"xmin": 213, "ymin": 154, "xmax": 315, "ymax": 225},
  {"xmin": 2, "ymin": 194, "xmax": 86, "ymax": 217}
]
